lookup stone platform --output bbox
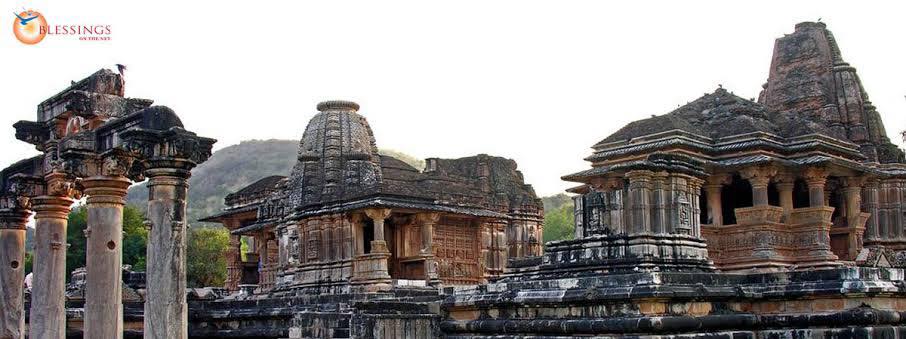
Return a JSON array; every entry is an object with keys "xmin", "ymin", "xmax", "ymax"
[{"xmin": 442, "ymin": 266, "xmax": 906, "ymax": 338}]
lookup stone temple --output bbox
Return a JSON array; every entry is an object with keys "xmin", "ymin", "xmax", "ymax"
[
  {"xmin": 2, "ymin": 22, "xmax": 906, "ymax": 339},
  {"xmin": 200, "ymin": 100, "xmax": 544, "ymax": 295}
]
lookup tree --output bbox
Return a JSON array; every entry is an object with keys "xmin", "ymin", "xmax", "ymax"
[
  {"xmin": 543, "ymin": 199, "xmax": 575, "ymax": 243},
  {"xmin": 64, "ymin": 204, "xmax": 148, "ymax": 281},
  {"xmin": 66, "ymin": 207, "xmax": 88, "ymax": 282},
  {"xmin": 122, "ymin": 205, "xmax": 148, "ymax": 271},
  {"xmin": 186, "ymin": 227, "xmax": 229, "ymax": 288}
]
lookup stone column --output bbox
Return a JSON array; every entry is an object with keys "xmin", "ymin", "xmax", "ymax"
[
  {"xmin": 688, "ymin": 177, "xmax": 704, "ymax": 237},
  {"xmin": 143, "ymin": 164, "xmax": 192, "ymax": 339},
  {"xmin": 740, "ymin": 166, "xmax": 776, "ymax": 206},
  {"xmin": 803, "ymin": 167, "xmax": 829, "ymax": 207},
  {"xmin": 625, "ymin": 170, "xmax": 653, "ymax": 234},
  {"xmin": 775, "ymin": 174, "xmax": 795, "ymax": 222},
  {"xmin": 351, "ymin": 214, "xmax": 365, "ymax": 256},
  {"xmin": 82, "ymin": 175, "xmax": 131, "ymax": 339},
  {"xmin": 257, "ymin": 233, "xmax": 268, "ymax": 289},
  {"xmin": 226, "ymin": 234, "xmax": 241, "ymax": 291},
  {"xmin": 417, "ymin": 213, "xmax": 440, "ymax": 286},
  {"xmin": 863, "ymin": 180, "xmax": 881, "ymax": 243},
  {"xmin": 703, "ymin": 174, "xmax": 730, "ymax": 226},
  {"xmin": 366, "ymin": 208, "xmax": 391, "ymax": 254},
  {"xmin": 29, "ymin": 192, "xmax": 75, "ymax": 339},
  {"xmin": 0, "ymin": 208, "xmax": 30, "ymax": 339},
  {"xmin": 650, "ymin": 172, "xmax": 668, "ymax": 234},
  {"xmin": 842, "ymin": 177, "xmax": 866, "ymax": 259},
  {"xmin": 355, "ymin": 208, "xmax": 392, "ymax": 291}
]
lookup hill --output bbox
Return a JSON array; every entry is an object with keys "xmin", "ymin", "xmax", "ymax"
[{"xmin": 125, "ymin": 139, "xmax": 427, "ymax": 225}]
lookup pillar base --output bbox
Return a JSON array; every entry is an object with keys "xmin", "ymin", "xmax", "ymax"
[{"xmin": 351, "ymin": 252, "xmax": 392, "ymax": 292}]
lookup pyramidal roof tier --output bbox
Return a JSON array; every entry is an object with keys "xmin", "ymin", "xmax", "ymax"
[{"xmin": 565, "ymin": 22, "xmax": 905, "ymax": 184}]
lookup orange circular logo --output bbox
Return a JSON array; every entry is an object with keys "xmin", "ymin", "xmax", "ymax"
[{"xmin": 12, "ymin": 10, "xmax": 47, "ymax": 45}]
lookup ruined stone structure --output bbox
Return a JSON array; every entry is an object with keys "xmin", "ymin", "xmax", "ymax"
[
  {"xmin": 0, "ymin": 69, "xmax": 214, "ymax": 338},
  {"xmin": 201, "ymin": 100, "xmax": 544, "ymax": 296},
  {"xmin": 442, "ymin": 22, "xmax": 906, "ymax": 338},
  {"xmin": 559, "ymin": 22, "xmax": 906, "ymax": 272}
]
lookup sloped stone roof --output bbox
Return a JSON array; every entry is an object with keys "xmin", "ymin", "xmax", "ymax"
[{"xmin": 209, "ymin": 101, "xmax": 543, "ymax": 224}]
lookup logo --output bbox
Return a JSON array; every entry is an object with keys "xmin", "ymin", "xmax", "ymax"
[
  {"xmin": 11, "ymin": 8, "xmax": 112, "ymax": 45},
  {"xmin": 12, "ymin": 9, "xmax": 47, "ymax": 44}
]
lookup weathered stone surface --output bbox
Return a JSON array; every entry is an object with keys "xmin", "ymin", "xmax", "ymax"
[
  {"xmin": 82, "ymin": 175, "xmax": 131, "ymax": 339},
  {"xmin": 143, "ymin": 167, "xmax": 192, "ymax": 339},
  {"xmin": 0, "ymin": 210, "xmax": 29, "ymax": 339},
  {"xmin": 29, "ymin": 195, "xmax": 75, "ymax": 339}
]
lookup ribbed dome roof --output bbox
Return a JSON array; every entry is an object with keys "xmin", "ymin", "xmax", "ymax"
[{"xmin": 286, "ymin": 100, "xmax": 383, "ymax": 208}]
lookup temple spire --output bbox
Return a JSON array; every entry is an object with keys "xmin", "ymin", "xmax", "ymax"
[{"xmin": 759, "ymin": 22, "xmax": 903, "ymax": 163}]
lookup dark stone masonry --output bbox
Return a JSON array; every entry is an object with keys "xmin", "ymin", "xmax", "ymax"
[{"xmin": 3, "ymin": 22, "xmax": 906, "ymax": 339}]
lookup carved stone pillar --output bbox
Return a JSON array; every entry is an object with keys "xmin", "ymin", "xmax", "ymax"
[
  {"xmin": 775, "ymin": 174, "xmax": 795, "ymax": 222},
  {"xmin": 143, "ymin": 163, "xmax": 193, "ymax": 339},
  {"xmin": 740, "ymin": 166, "xmax": 776, "ymax": 206},
  {"xmin": 688, "ymin": 177, "xmax": 704, "ymax": 237},
  {"xmin": 417, "ymin": 212, "xmax": 440, "ymax": 286},
  {"xmin": 0, "ymin": 208, "xmax": 30, "ymax": 339},
  {"xmin": 353, "ymin": 208, "xmax": 392, "ymax": 292},
  {"xmin": 82, "ymin": 174, "xmax": 131, "ymax": 339},
  {"xmin": 226, "ymin": 234, "xmax": 242, "ymax": 291},
  {"xmin": 626, "ymin": 170, "xmax": 653, "ymax": 234},
  {"xmin": 366, "ymin": 208, "xmax": 391, "ymax": 254},
  {"xmin": 351, "ymin": 214, "xmax": 364, "ymax": 256},
  {"xmin": 803, "ymin": 167, "xmax": 829, "ymax": 208},
  {"xmin": 254, "ymin": 233, "xmax": 272, "ymax": 293},
  {"xmin": 842, "ymin": 177, "xmax": 868, "ymax": 259},
  {"xmin": 607, "ymin": 180, "xmax": 625, "ymax": 234},
  {"xmin": 29, "ymin": 175, "xmax": 76, "ymax": 339},
  {"xmin": 650, "ymin": 172, "xmax": 668, "ymax": 234},
  {"xmin": 704, "ymin": 174, "xmax": 730, "ymax": 226},
  {"xmin": 863, "ymin": 180, "xmax": 881, "ymax": 243}
]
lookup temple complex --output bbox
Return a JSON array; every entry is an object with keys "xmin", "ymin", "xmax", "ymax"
[
  {"xmin": 200, "ymin": 100, "xmax": 544, "ymax": 296},
  {"xmin": 3, "ymin": 21, "xmax": 906, "ymax": 339}
]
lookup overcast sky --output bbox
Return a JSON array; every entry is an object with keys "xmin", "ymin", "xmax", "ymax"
[{"xmin": 2, "ymin": 1, "xmax": 905, "ymax": 197}]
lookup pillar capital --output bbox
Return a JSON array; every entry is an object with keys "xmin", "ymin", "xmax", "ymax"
[
  {"xmin": 589, "ymin": 177, "xmax": 623, "ymax": 191},
  {"xmin": 704, "ymin": 173, "xmax": 732, "ymax": 188},
  {"xmin": 31, "ymin": 195, "xmax": 75, "ymax": 219},
  {"xmin": 739, "ymin": 165, "xmax": 777, "ymax": 186},
  {"xmin": 81, "ymin": 175, "xmax": 131, "ymax": 206},
  {"xmin": 0, "ymin": 206, "xmax": 31, "ymax": 228},
  {"xmin": 801, "ymin": 166, "xmax": 829, "ymax": 186},
  {"xmin": 364, "ymin": 208, "xmax": 392, "ymax": 221},
  {"xmin": 415, "ymin": 212, "xmax": 441, "ymax": 225},
  {"xmin": 841, "ymin": 176, "xmax": 867, "ymax": 190}
]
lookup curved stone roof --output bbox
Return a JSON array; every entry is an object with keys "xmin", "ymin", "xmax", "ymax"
[{"xmin": 286, "ymin": 101, "xmax": 383, "ymax": 208}]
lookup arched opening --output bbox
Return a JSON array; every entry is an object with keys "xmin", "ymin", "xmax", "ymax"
[{"xmin": 721, "ymin": 174, "xmax": 753, "ymax": 225}]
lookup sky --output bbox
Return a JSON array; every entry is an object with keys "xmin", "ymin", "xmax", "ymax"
[{"xmin": 2, "ymin": 1, "xmax": 905, "ymax": 197}]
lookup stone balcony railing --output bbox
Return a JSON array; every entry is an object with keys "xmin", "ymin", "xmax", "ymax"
[
  {"xmin": 734, "ymin": 205, "xmax": 784, "ymax": 225},
  {"xmin": 789, "ymin": 206, "xmax": 835, "ymax": 225}
]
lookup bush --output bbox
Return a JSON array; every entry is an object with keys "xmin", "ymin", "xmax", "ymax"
[{"xmin": 186, "ymin": 227, "xmax": 229, "ymax": 287}]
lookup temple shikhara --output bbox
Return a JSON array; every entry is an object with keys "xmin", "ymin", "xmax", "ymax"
[{"xmin": 2, "ymin": 22, "xmax": 906, "ymax": 339}]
